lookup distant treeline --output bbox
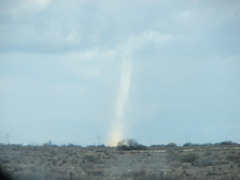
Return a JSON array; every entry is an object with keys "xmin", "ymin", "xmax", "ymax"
[
  {"xmin": 0, "ymin": 140, "xmax": 239, "ymax": 150},
  {"xmin": 150, "ymin": 141, "xmax": 239, "ymax": 148}
]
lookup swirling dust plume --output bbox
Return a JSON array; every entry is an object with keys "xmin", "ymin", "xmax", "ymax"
[{"xmin": 108, "ymin": 57, "xmax": 132, "ymax": 146}]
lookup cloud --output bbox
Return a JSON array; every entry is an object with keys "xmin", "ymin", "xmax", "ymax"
[
  {"xmin": 0, "ymin": 1, "xmax": 93, "ymax": 53},
  {"xmin": 73, "ymin": 49, "xmax": 101, "ymax": 61},
  {"xmin": 1, "ymin": 0, "xmax": 240, "ymax": 145},
  {"xmin": 5, "ymin": 0, "xmax": 52, "ymax": 16},
  {"xmin": 0, "ymin": 1, "xmax": 177, "ymax": 53},
  {"xmin": 176, "ymin": 1, "xmax": 240, "ymax": 32},
  {"xmin": 62, "ymin": 30, "xmax": 174, "ymax": 82},
  {"xmin": 0, "ymin": 23, "xmax": 86, "ymax": 53},
  {"xmin": 119, "ymin": 30, "xmax": 174, "ymax": 57},
  {"xmin": 1, "ymin": 0, "xmax": 239, "ymax": 54},
  {"xmin": 64, "ymin": 48, "xmax": 117, "ymax": 65}
]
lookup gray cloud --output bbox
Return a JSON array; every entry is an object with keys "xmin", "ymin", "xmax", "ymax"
[{"xmin": 0, "ymin": 0, "xmax": 240, "ymax": 145}]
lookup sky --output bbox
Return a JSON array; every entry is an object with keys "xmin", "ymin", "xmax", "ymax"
[{"xmin": 0, "ymin": 0, "xmax": 240, "ymax": 146}]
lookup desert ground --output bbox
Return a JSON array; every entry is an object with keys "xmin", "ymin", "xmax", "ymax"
[{"xmin": 1, "ymin": 143, "xmax": 240, "ymax": 180}]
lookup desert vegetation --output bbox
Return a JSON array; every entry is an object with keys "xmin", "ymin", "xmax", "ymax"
[
  {"xmin": 116, "ymin": 139, "xmax": 147, "ymax": 151},
  {"xmin": 0, "ymin": 140, "xmax": 240, "ymax": 180}
]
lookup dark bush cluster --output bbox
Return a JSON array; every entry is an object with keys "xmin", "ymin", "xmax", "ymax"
[
  {"xmin": 181, "ymin": 153, "xmax": 198, "ymax": 163},
  {"xmin": 227, "ymin": 154, "xmax": 240, "ymax": 163},
  {"xmin": 183, "ymin": 143, "xmax": 192, "ymax": 147},
  {"xmin": 166, "ymin": 143, "xmax": 178, "ymax": 147},
  {"xmin": 83, "ymin": 155, "xmax": 98, "ymax": 163},
  {"xmin": 117, "ymin": 139, "xmax": 147, "ymax": 151},
  {"xmin": 220, "ymin": 141, "xmax": 237, "ymax": 146}
]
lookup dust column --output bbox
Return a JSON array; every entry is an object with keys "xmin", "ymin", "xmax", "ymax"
[{"xmin": 108, "ymin": 56, "xmax": 132, "ymax": 146}]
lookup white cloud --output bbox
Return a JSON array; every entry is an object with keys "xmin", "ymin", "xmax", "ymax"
[
  {"xmin": 69, "ymin": 48, "xmax": 117, "ymax": 62},
  {"xmin": 59, "ymin": 48, "xmax": 118, "ymax": 80},
  {"xmin": 61, "ymin": 30, "xmax": 173, "ymax": 66},
  {"xmin": 140, "ymin": 30, "xmax": 174, "ymax": 44},
  {"xmin": 61, "ymin": 30, "xmax": 174, "ymax": 81},
  {"xmin": 176, "ymin": 2, "xmax": 240, "ymax": 31},
  {"xmin": 7, "ymin": 0, "xmax": 52, "ymax": 17},
  {"xmin": 1, "ymin": 0, "xmax": 240, "ymax": 145},
  {"xmin": 119, "ymin": 30, "xmax": 174, "ymax": 56},
  {"xmin": 0, "ymin": 23, "xmax": 85, "ymax": 52}
]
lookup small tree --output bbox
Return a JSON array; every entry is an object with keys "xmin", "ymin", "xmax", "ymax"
[
  {"xmin": 117, "ymin": 139, "xmax": 147, "ymax": 151},
  {"xmin": 166, "ymin": 143, "xmax": 177, "ymax": 147},
  {"xmin": 183, "ymin": 143, "xmax": 192, "ymax": 147},
  {"xmin": 181, "ymin": 153, "xmax": 198, "ymax": 163}
]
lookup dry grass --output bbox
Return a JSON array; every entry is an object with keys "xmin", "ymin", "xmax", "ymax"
[{"xmin": 0, "ymin": 144, "xmax": 240, "ymax": 180}]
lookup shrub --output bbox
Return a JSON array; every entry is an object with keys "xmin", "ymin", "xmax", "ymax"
[
  {"xmin": 181, "ymin": 153, "xmax": 198, "ymax": 163},
  {"xmin": 117, "ymin": 139, "xmax": 147, "ymax": 151},
  {"xmin": 121, "ymin": 170, "xmax": 146, "ymax": 178},
  {"xmin": 204, "ymin": 152, "xmax": 211, "ymax": 156},
  {"xmin": 165, "ymin": 143, "xmax": 177, "ymax": 147},
  {"xmin": 195, "ymin": 157, "xmax": 213, "ymax": 167},
  {"xmin": 136, "ymin": 174, "xmax": 160, "ymax": 180},
  {"xmin": 83, "ymin": 155, "xmax": 97, "ymax": 163},
  {"xmin": 227, "ymin": 154, "xmax": 240, "ymax": 163},
  {"xmin": 87, "ymin": 170, "xmax": 103, "ymax": 176},
  {"xmin": 150, "ymin": 144, "xmax": 164, "ymax": 148},
  {"xmin": 220, "ymin": 141, "xmax": 237, "ymax": 146},
  {"xmin": 166, "ymin": 153, "xmax": 179, "ymax": 162},
  {"xmin": 183, "ymin": 143, "xmax": 192, "ymax": 147}
]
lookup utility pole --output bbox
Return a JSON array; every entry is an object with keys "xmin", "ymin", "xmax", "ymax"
[
  {"xmin": 97, "ymin": 135, "xmax": 101, "ymax": 146},
  {"xmin": 5, "ymin": 134, "xmax": 10, "ymax": 144},
  {"xmin": 186, "ymin": 135, "xmax": 190, "ymax": 143}
]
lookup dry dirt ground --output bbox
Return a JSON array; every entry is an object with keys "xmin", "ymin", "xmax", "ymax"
[{"xmin": 0, "ymin": 144, "xmax": 240, "ymax": 180}]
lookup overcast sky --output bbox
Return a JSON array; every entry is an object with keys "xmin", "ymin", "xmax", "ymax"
[{"xmin": 0, "ymin": 0, "xmax": 240, "ymax": 146}]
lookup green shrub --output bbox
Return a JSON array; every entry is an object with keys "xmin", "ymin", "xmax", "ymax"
[
  {"xmin": 183, "ymin": 143, "xmax": 192, "ymax": 147},
  {"xmin": 195, "ymin": 157, "xmax": 213, "ymax": 167},
  {"xmin": 121, "ymin": 170, "xmax": 146, "ymax": 178},
  {"xmin": 165, "ymin": 143, "xmax": 178, "ymax": 147},
  {"xmin": 227, "ymin": 154, "xmax": 240, "ymax": 163},
  {"xmin": 181, "ymin": 153, "xmax": 198, "ymax": 163},
  {"xmin": 83, "ymin": 155, "xmax": 97, "ymax": 163},
  {"xmin": 166, "ymin": 153, "xmax": 179, "ymax": 162},
  {"xmin": 136, "ymin": 174, "xmax": 160, "ymax": 180},
  {"xmin": 117, "ymin": 139, "xmax": 147, "ymax": 151},
  {"xmin": 87, "ymin": 170, "xmax": 103, "ymax": 176}
]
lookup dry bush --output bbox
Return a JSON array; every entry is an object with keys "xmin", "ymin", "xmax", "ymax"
[
  {"xmin": 194, "ymin": 157, "xmax": 213, "ymax": 167},
  {"xmin": 204, "ymin": 151, "xmax": 211, "ymax": 156},
  {"xmin": 2, "ymin": 144, "xmax": 240, "ymax": 180},
  {"xmin": 121, "ymin": 169, "xmax": 146, "ymax": 178},
  {"xmin": 166, "ymin": 152, "xmax": 179, "ymax": 162},
  {"xmin": 227, "ymin": 154, "xmax": 240, "ymax": 163},
  {"xmin": 181, "ymin": 153, "xmax": 198, "ymax": 163},
  {"xmin": 117, "ymin": 139, "xmax": 147, "ymax": 151},
  {"xmin": 87, "ymin": 170, "xmax": 104, "ymax": 176},
  {"xmin": 136, "ymin": 174, "xmax": 160, "ymax": 180},
  {"xmin": 83, "ymin": 154, "xmax": 98, "ymax": 163}
]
